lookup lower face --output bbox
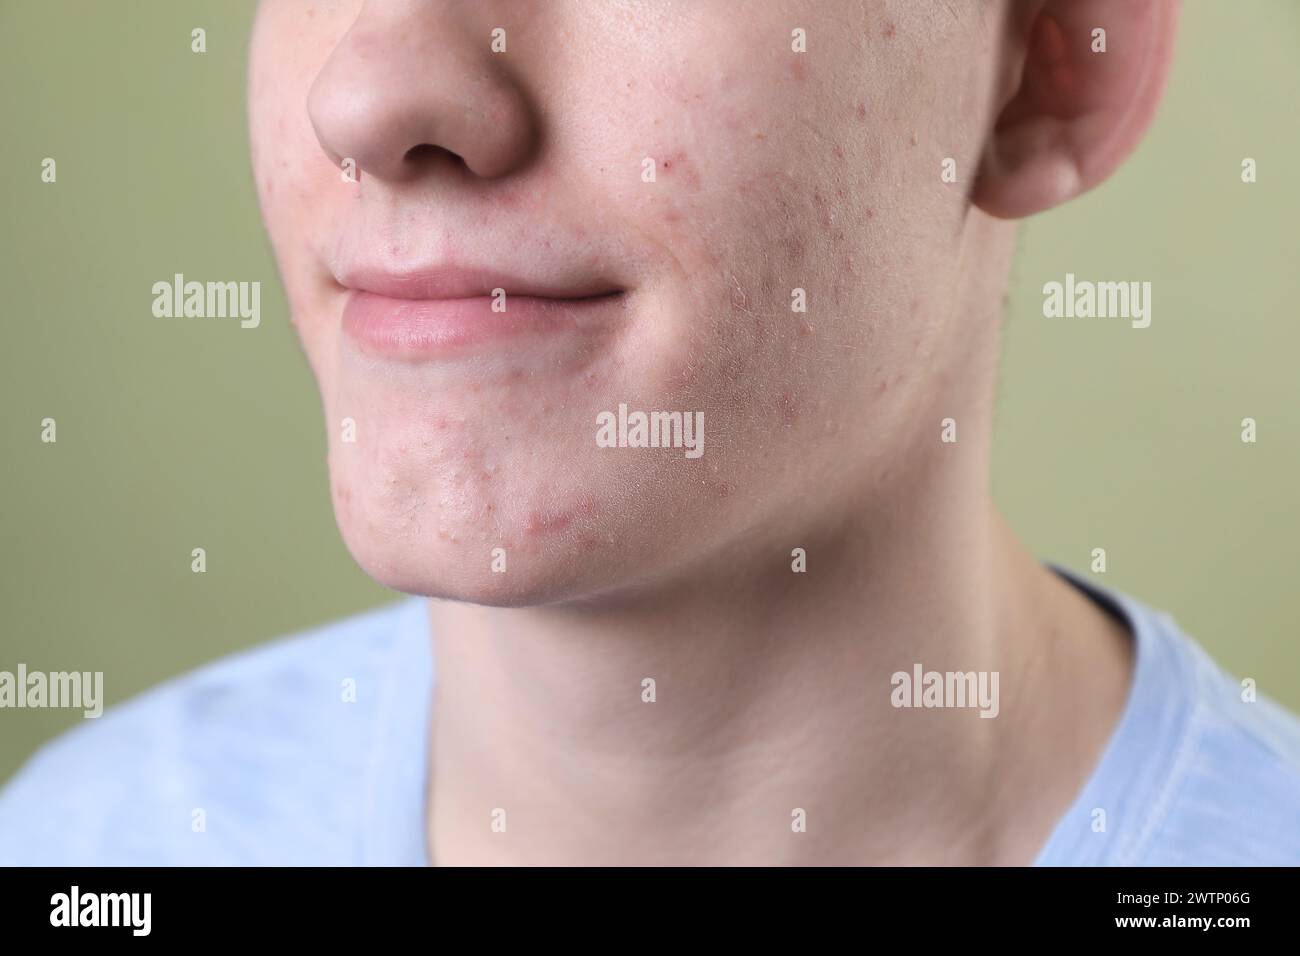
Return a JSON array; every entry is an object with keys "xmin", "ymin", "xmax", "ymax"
[{"xmin": 248, "ymin": 0, "xmax": 999, "ymax": 605}]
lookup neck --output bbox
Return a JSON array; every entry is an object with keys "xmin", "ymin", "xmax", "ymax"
[{"xmin": 425, "ymin": 471, "xmax": 1131, "ymax": 866}]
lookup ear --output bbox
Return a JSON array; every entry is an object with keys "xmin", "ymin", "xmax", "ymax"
[{"xmin": 972, "ymin": 0, "xmax": 1181, "ymax": 219}]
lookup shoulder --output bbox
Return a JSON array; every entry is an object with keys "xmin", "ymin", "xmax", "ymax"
[
  {"xmin": 1130, "ymin": 607, "xmax": 1300, "ymax": 865},
  {"xmin": 0, "ymin": 599, "xmax": 428, "ymax": 866}
]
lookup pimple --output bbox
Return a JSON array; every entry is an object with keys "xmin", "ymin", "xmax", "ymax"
[
  {"xmin": 789, "ymin": 57, "xmax": 808, "ymax": 82},
  {"xmin": 659, "ymin": 151, "xmax": 701, "ymax": 190},
  {"xmin": 856, "ymin": 103, "xmax": 867, "ymax": 122},
  {"xmin": 524, "ymin": 507, "xmax": 573, "ymax": 538},
  {"xmin": 883, "ymin": 21, "xmax": 897, "ymax": 39}
]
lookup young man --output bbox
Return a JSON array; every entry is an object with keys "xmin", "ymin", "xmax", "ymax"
[{"xmin": 3, "ymin": 0, "xmax": 1298, "ymax": 866}]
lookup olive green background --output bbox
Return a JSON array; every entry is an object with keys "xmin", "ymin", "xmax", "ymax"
[{"xmin": 1, "ymin": 1, "xmax": 1297, "ymax": 781}]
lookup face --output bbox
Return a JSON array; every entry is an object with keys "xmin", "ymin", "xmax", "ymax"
[{"xmin": 248, "ymin": 0, "xmax": 1007, "ymax": 605}]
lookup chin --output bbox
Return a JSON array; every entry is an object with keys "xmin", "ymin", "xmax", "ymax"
[{"xmin": 327, "ymin": 471, "xmax": 651, "ymax": 608}]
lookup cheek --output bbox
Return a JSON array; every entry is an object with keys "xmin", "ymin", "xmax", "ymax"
[{"xmin": 249, "ymin": 10, "xmax": 353, "ymax": 285}]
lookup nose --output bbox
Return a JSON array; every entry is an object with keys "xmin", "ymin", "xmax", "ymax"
[{"xmin": 307, "ymin": 6, "xmax": 538, "ymax": 182}]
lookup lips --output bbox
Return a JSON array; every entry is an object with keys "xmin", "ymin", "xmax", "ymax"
[{"xmin": 337, "ymin": 265, "xmax": 626, "ymax": 359}]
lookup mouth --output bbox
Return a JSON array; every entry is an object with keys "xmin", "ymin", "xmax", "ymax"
[{"xmin": 337, "ymin": 265, "xmax": 627, "ymax": 360}]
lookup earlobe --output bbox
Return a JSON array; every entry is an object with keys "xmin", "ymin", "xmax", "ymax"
[{"xmin": 972, "ymin": 0, "xmax": 1180, "ymax": 220}]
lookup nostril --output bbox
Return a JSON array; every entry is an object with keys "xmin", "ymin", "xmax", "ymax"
[{"xmin": 404, "ymin": 143, "xmax": 465, "ymax": 169}]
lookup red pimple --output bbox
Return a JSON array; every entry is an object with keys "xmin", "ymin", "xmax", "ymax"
[{"xmin": 524, "ymin": 508, "xmax": 573, "ymax": 537}]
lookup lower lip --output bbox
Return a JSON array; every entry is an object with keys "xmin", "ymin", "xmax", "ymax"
[{"xmin": 342, "ymin": 290, "xmax": 624, "ymax": 358}]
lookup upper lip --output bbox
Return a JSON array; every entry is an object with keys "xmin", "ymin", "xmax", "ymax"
[{"xmin": 336, "ymin": 264, "xmax": 624, "ymax": 301}]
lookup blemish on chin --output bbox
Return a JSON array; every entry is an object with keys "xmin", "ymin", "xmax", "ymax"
[
  {"xmin": 524, "ymin": 508, "xmax": 573, "ymax": 538},
  {"xmin": 659, "ymin": 151, "xmax": 701, "ymax": 191}
]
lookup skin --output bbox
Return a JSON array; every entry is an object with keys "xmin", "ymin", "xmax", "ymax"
[{"xmin": 248, "ymin": 0, "xmax": 1180, "ymax": 864}]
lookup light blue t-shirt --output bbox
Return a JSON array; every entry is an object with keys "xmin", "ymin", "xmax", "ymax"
[{"xmin": 2, "ymin": 572, "xmax": 1298, "ymax": 865}]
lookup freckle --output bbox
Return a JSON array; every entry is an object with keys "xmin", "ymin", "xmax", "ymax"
[
  {"xmin": 789, "ymin": 57, "xmax": 808, "ymax": 82},
  {"xmin": 754, "ymin": 130, "xmax": 767, "ymax": 141},
  {"xmin": 865, "ymin": 207, "xmax": 876, "ymax": 220},
  {"xmin": 390, "ymin": 244, "xmax": 401, "ymax": 255},
  {"xmin": 883, "ymin": 21, "xmax": 897, "ymax": 39},
  {"xmin": 799, "ymin": 322, "xmax": 814, "ymax": 336},
  {"xmin": 911, "ymin": 131, "xmax": 919, "ymax": 146},
  {"xmin": 832, "ymin": 144, "xmax": 845, "ymax": 160}
]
